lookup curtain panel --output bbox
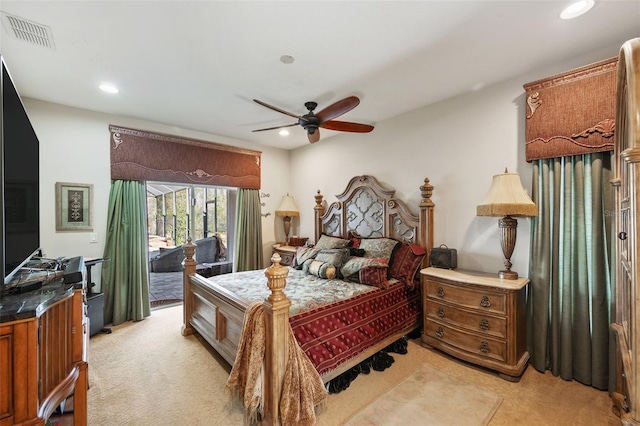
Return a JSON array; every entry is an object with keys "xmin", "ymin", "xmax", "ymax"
[
  {"xmin": 527, "ymin": 153, "xmax": 614, "ymax": 390},
  {"xmin": 101, "ymin": 180, "xmax": 151, "ymax": 325},
  {"xmin": 109, "ymin": 125, "xmax": 262, "ymax": 189},
  {"xmin": 234, "ymin": 189, "xmax": 264, "ymax": 272}
]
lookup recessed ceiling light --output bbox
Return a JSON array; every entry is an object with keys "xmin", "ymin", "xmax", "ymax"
[
  {"xmin": 560, "ymin": 0, "xmax": 594, "ymax": 20},
  {"xmin": 279, "ymin": 129, "xmax": 289, "ymax": 136},
  {"xmin": 99, "ymin": 83, "xmax": 119, "ymax": 94}
]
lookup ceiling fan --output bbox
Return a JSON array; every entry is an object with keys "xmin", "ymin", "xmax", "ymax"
[{"xmin": 252, "ymin": 96, "xmax": 374, "ymax": 143}]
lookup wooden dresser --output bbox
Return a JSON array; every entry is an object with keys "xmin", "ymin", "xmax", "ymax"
[
  {"xmin": 421, "ymin": 267, "xmax": 529, "ymax": 381},
  {"xmin": 0, "ymin": 277, "xmax": 88, "ymax": 425}
]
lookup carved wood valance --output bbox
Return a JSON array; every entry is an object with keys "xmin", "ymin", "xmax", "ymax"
[
  {"xmin": 523, "ymin": 57, "xmax": 617, "ymax": 162},
  {"xmin": 109, "ymin": 125, "xmax": 261, "ymax": 189}
]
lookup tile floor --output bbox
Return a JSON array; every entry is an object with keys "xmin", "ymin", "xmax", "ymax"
[{"xmin": 149, "ymin": 271, "xmax": 183, "ymax": 305}]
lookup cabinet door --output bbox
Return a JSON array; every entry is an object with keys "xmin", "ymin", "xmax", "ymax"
[{"xmin": 0, "ymin": 325, "xmax": 13, "ymax": 424}]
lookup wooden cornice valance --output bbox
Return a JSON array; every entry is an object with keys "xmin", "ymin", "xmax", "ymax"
[
  {"xmin": 109, "ymin": 125, "xmax": 261, "ymax": 189},
  {"xmin": 523, "ymin": 57, "xmax": 617, "ymax": 162}
]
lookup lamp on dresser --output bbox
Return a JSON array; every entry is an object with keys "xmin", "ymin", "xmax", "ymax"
[
  {"xmin": 275, "ymin": 194, "xmax": 299, "ymax": 244},
  {"xmin": 477, "ymin": 169, "xmax": 538, "ymax": 279}
]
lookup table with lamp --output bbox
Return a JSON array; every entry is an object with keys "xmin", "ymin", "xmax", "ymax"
[
  {"xmin": 420, "ymin": 169, "xmax": 537, "ymax": 381},
  {"xmin": 273, "ymin": 194, "xmax": 306, "ymax": 266}
]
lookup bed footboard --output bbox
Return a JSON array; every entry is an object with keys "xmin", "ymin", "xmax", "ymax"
[{"xmin": 182, "ymin": 241, "xmax": 291, "ymax": 425}]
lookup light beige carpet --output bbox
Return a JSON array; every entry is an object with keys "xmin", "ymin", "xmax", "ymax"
[{"xmin": 345, "ymin": 363, "xmax": 503, "ymax": 426}]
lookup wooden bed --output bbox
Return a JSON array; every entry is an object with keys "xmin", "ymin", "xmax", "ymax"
[{"xmin": 181, "ymin": 175, "xmax": 434, "ymax": 424}]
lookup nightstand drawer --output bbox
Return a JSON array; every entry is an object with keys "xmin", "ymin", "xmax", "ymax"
[
  {"xmin": 425, "ymin": 320, "xmax": 507, "ymax": 363},
  {"xmin": 273, "ymin": 245, "xmax": 296, "ymax": 266},
  {"xmin": 426, "ymin": 279, "xmax": 506, "ymax": 315},
  {"xmin": 425, "ymin": 301, "xmax": 507, "ymax": 339}
]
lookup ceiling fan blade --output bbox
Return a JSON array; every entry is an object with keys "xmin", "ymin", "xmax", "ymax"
[
  {"xmin": 315, "ymin": 96, "xmax": 360, "ymax": 123},
  {"xmin": 252, "ymin": 123, "xmax": 298, "ymax": 132},
  {"xmin": 308, "ymin": 129, "xmax": 320, "ymax": 143},
  {"xmin": 321, "ymin": 120, "xmax": 374, "ymax": 133},
  {"xmin": 253, "ymin": 99, "xmax": 303, "ymax": 120}
]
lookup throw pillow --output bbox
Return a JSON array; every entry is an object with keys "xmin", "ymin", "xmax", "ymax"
[
  {"xmin": 389, "ymin": 243, "xmax": 426, "ymax": 290},
  {"xmin": 314, "ymin": 234, "xmax": 351, "ymax": 249},
  {"xmin": 302, "ymin": 259, "xmax": 337, "ymax": 279},
  {"xmin": 293, "ymin": 246, "xmax": 320, "ymax": 269}
]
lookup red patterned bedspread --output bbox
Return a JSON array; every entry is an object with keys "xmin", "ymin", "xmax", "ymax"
[
  {"xmin": 289, "ymin": 280, "xmax": 421, "ymax": 376},
  {"xmin": 204, "ymin": 268, "xmax": 421, "ymax": 377}
]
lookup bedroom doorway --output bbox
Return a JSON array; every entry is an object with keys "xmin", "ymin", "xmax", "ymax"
[{"xmin": 146, "ymin": 182, "xmax": 236, "ymax": 307}]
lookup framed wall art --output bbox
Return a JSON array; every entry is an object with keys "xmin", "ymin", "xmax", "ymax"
[{"xmin": 55, "ymin": 182, "xmax": 94, "ymax": 231}]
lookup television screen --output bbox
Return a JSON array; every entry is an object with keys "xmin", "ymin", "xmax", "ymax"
[{"xmin": 1, "ymin": 57, "xmax": 40, "ymax": 285}]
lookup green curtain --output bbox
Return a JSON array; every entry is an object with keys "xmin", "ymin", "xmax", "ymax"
[
  {"xmin": 527, "ymin": 153, "xmax": 613, "ymax": 389},
  {"xmin": 234, "ymin": 188, "xmax": 264, "ymax": 272},
  {"xmin": 101, "ymin": 180, "xmax": 151, "ymax": 325}
]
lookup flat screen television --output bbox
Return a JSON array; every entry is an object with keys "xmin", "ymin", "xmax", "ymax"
[{"xmin": 1, "ymin": 55, "xmax": 41, "ymax": 286}]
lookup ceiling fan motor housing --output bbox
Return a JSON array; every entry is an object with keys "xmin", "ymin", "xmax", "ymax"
[
  {"xmin": 300, "ymin": 114, "xmax": 320, "ymax": 134},
  {"xmin": 252, "ymin": 96, "xmax": 372, "ymax": 141}
]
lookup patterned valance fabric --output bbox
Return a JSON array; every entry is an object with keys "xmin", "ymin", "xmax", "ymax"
[
  {"xmin": 109, "ymin": 125, "xmax": 261, "ymax": 189},
  {"xmin": 523, "ymin": 57, "xmax": 617, "ymax": 162}
]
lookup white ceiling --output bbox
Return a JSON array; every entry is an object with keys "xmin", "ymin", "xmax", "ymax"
[{"xmin": 0, "ymin": 1, "xmax": 638, "ymax": 150}]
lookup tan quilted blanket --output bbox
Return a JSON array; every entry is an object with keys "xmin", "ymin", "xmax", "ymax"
[{"xmin": 226, "ymin": 303, "xmax": 327, "ymax": 425}]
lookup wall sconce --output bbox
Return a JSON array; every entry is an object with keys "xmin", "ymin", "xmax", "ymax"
[
  {"xmin": 476, "ymin": 169, "xmax": 538, "ymax": 279},
  {"xmin": 275, "ymin": 194, "xmax": 299, "ymax": 244}
]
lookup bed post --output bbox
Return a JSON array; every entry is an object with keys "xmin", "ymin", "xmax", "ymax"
[
  {"xmin": 262, "ymin": 253, "xmax": 292, "ymax": 425},
  {"xmin": 181, "ymin": 239, "xmax": 196, "ymax": 336},
  {"xmin": 419, "ymin": 178, "xmax": 435, "ymax": 267},
  {"xmin": 314, "ymin": 190, "xmax": 325, "ymax": 243}
]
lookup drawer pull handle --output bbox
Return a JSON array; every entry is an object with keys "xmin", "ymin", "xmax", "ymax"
[
  {"xmin": 480, "ymin": 341, "xmax": 490, "ymax": 353},
  {"xmin": 479, "ymin": 318, "xmax": 490, "ymax": 331},
  {"xmin": 435, "ymin": 327, "xmax": 444, "ymax": 338},
  {"xmin": 480, "ymin": 296, "xmax": 491, "ymax": 308},
  {"xmin": 436, "ymin": 287, "xmax": 445, "ymax": 298},
  {"xmin": 437, "ymin": 307, "xmax": 445, "ymax": 318}
]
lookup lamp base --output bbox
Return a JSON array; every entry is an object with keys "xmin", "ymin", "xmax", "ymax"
[{"xmin": 498, "ymin": 270, "xmax": 519, "ymax": 280}]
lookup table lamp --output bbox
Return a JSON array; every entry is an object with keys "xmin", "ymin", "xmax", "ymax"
[
  {"xmin": 275, "ymin": 194, "xmax": 299, "ymax": 244},
  {"xmin": 476, "ymin": 169, "xmax": 538, "ymax": 279}
]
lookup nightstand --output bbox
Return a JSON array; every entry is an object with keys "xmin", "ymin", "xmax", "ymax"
[
  {"xmin": 421, "ymin": 267, "xmax": 529, "ymax": 381},
  {"xmin": 273, "ymin": 245, "xmax": 296, "ymax": 266}
]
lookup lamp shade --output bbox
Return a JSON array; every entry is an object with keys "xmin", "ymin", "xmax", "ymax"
[
  {"xmin": 476, "ymin": 171, "xmax": 538, "ymax": 217},
  {"xmin": 275, "ymin": 194, "xmax": 299, "ymax": 217}
]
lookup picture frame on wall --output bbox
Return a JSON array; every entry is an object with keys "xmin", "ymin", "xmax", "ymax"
[{"xmin": 55, "ymin": 182, "xmax": 94, "ymax": 231}]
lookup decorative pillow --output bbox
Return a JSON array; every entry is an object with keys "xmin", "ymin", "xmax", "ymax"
[
  {"xmin": 315, "ymin": 248, "xmax": 351, "ymax": 270},
  {"xmin": 349, "ymin": 247, "xmax": 366, "ymax": 257},
  {"xmin": 359, "ymin": 266, "xmax": 389, "ymax": 289},
  {"xmin": 302, "ymin": 259, "xmax": 336, "ymax": 279},
  {"xmin": 341, "ymin": 256, "xmax": 390, "ymax": 289},
  {"xmin": 389, "ymin": 243, "xmax": 426, "ymax": 290},
  {"xmin": 293, "ymin": 246, "xmax": 320, "ymax": 269},
  {"xmin": 314, "ymin": 234, "xmax": 351, "ymax": 249},
  {"xmin": 358, "ymin": 237, "xmax": 400, "ymax": 263},
  {"xmin": 341, "ymin": 256, "xmax": 387, "ymax": 277},
  {"xmin": 348, "ymin": 231, "xmax": 362, "ymax": 249}
]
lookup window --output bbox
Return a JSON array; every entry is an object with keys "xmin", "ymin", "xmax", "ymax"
[{"xmin": 146, "ymin": 182, "xmax": 236, "ymax": 261}]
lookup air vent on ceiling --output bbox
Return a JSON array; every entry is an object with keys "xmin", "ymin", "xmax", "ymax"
[{"xmin": 1, "ymin": 12, "xmax": 55, "ymax": 49}]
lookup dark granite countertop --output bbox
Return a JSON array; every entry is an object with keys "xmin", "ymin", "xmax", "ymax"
[{"xmin": 0, "ymin": 278, "xmax": 83, "ymax": 323}]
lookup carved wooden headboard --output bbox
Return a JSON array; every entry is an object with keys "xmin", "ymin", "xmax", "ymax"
[{"xmin": 313, "ymin": 175, "xmax": 435, "ymax": 265}]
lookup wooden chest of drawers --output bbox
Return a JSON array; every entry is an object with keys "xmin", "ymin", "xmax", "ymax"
[{"xmin": 421, "ymin": 267, "xmax": 529, "ymax": 381}]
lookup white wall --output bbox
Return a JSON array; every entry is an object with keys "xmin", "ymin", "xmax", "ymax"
[
  {"xmin": 23, "ymin": 99, "xmax": 290, "ymax": 289},
  {"xmin": 289, "ymin": 43, "xmax": 623, "ymax": 277},
  {"xmin": 23, "ymin": 42, "xmax": 622, "ymax": 286}
]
